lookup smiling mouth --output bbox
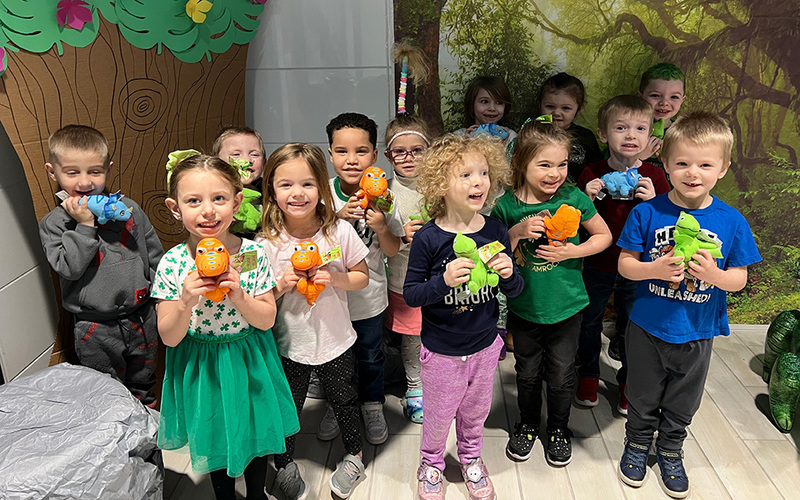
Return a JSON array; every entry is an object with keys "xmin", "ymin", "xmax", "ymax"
[
  {"xmin": 198, "ymin": 221, "xmax": 220, "ymax": 229},
  {"xmin": 469, "ymin": 193, "xmax": 484, "ymax": 201}
]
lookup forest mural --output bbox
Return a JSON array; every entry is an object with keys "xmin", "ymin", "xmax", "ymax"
[{"xmin": 394, "ymin": 0, "xmax": 799, "ymax": 323}]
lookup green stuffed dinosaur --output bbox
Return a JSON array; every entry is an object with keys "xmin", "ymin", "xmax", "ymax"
[
  {"xmin": 769, "ymin": 351, "xmax": 800, "ymax": 432},
  {"xmin": 230, "ymin": 188, "xmax": 263, "ymax": 234},
  {"xmin": 452, "ymin": 232, "xmax": 499, "ymax": 295},
  {"xmin": 763, "ymin": 310, "xmax": 800, "ymax": 382},
  {"xmin": 673, "ymin": 211, "xmax": 723, "ymax": 270}
]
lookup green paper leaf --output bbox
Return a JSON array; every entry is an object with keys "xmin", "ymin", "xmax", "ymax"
[{"xmin": 0, "ymin": 0, "xmax": 99, "ymax": 54}]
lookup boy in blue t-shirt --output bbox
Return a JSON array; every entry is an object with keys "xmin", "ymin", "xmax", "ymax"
[{"xmin": 615, "ymin": 112, "xmax": 760, "ymax": 499}]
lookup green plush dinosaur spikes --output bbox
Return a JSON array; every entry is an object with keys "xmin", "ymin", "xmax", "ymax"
[
  {"xmin": 653, "ymin": 118, "xmax": 666, "ymax": 140},
  {"xmin": 763, "ymin": 310, "xmax": 800, "ymax": 383},
  {"xmin": 769, "ymin": 352, "xmax": 800, "ymax": 432},
  {"xmin": 452, "ymin": 232, "xmax": 499, "ymax": 295},
  {"xmin": 673, "ymin": 211, "xmax": 723, "ymax": 270}
]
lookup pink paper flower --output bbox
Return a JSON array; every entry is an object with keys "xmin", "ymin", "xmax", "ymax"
[
  {"xmin": 57, "ymin": 0, "xmax": 93, "ymax": 31},
  {"xmin": 0, "ymin": 47, "xmax": 5, "ymax": 73}
]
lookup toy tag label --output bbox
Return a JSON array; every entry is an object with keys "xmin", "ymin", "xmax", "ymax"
[
  {"xmin": 230, "ymin": 251, "xmax": 257, "ymax": 273},
  {"xmin": 477, "ymin": 241, "xmax": 505, "ymax": 263},
  {"xmin": 320, "ymin": 246, "xmax": 342, "ymax": 265},
  {"xmin": 535, "ymin": 209, "xmax": 552, "ymax": 218},
  {"xmin": 374, "ymin": 189, "xmax": 395, "ymax": 214}
]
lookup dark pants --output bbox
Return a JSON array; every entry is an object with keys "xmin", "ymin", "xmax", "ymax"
[
  {"xmin": 509, "ymin": 311, "xmax": 581, "ymax": 430},
  {"xmin": 209, "ymin": 455, "xmax": 268, "ymax": 500},
  {"xmin": 274, "ymin": 349, "xmax": 362, "ymax": 469},
  {"xmin": 352, "ymin": 310, "xmax": 387, "ymax": 403},
  {"xmin": 577, "ymin": 267, "xmax": 637, "ymax": 383},
  {"xmin": 624, "ymin": 321, "xmax": 712, "ymax": 451}
]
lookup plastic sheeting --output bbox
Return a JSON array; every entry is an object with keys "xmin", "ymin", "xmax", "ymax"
[{"xmin": 0, "ymin": 363, "xmax": 162, "ymax": 500}]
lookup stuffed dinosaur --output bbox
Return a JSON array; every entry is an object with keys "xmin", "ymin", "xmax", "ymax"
[
  {"xmin": 194, "ymin": 238, "xmax": 230, "ymax": 302},
  {"xmin": 471, "ymin": 123, "xmax": 509, "ymax": 140},
  {"xmin": 543, "ymin": 204, "xmax": 581, "ymax": 245},
  {"xmin": 452, "ymin": 232, "xmax": 499, "ymax": 295},
  {"xmin": 291, "ymin": 241, "xmax": 326, "ymax": 305},
  {"xmin": 78, "ymin": 192, "xmax": 131, "ymax": 224},
  {"xmin": 355, "ymin": 166, "xmax": 389, "ymax": 210},
  {"xmin": 672, "ymin": 211, "xmax": 723, "ymax": 270},
  {"xmin": 600, "ymin": 168, "xmax": 642, "ymax": 199},
  {"xmin": 763, "ymin": 310, "xmax": 800, "ymax": 382},
  {"xmin": 769, "ymin": 351, "xmax": 800, "ymax": 432},
  {"xmin": 230, "ymin": 188, "xmax": 263, "ymax": 234},
  {"xmin": 653, "ymin": 118, "xmax": 666, "ymax": 140}
]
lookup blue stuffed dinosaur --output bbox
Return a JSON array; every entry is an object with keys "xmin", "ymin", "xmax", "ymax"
[
  {"xmin": 601, "ymin": 168, "xmax": 642, "ymax": 199},
  {"xmin": 471, "ymin": 123, "xmax": 509, "ymax": 140},
  {"xmin": 78, "ymin": 192, "xmax": 132, "ymax": 224}
]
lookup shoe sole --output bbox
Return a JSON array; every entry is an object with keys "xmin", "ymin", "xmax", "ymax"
[
  {"xmin": 617, "ymin": 405, "xmax": 628, "ymax": 416},
  {"xmin": 365, "ymin": 430, "xmax": 388, "ymax": 445},
  {"xmin": 617, "ymin": 464, "xmax": 646, "ymax": 488},
  {"xmin": 329, "ymin": 471, "xmax": 364, "ymax": 499},
  {"xmin": 505, "ymin": 444, "xmax": 532, "ymax": 462},
  {"xmin": 574, "ymin": 395, "xmax": 599, "ymax": 407},
  {"xmin": 657, "ymin": 465, "xmax": 690, "ymax": 499},
  {"xmin": 317, "ymin": 428, "xmax": 340, "ymax": 441},
  {"xmin": 545, "ymin": 454, "xmax": 572, "ymax": 467}
]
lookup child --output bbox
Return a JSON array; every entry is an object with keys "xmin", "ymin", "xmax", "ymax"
[
  {"xmin": 383, "ymin": 114, "xmax": 431, "ymax": 423},
  {"xmin": 637, "ymin": 63, "xmax": 686, "ymax": 168},
  {"xmin": 39, "ymin": 125, "xmax": 163, "ymax": 407},
  {"xmin": 492, "ymin": 119, "xmax": 611, "ymax": 466},
  {"xmin": 616, "ymin": 112, "xmax": 760, "ymax": 498},
  {"xmin": 154, "ymin": 153, "xmax": 299, "ymax": 500},
  {"xmin": 404, "ymin": 134, "xmax": 523, "ymax": 500},
  {"xmin": 324, "ymin": 112, "xmax": 405, "ymax": 445},
  {"xmin": 538, "ymin": 72, "xmax": 603, "ymax": 182},
  {"xmin": 456, "ymin": 76, "xmax": 517, "ymax": 147},
  {"xmin": 256, "ymin": 143, "xmax": 370, "ymax": 499},
  {"xmin": 575, "ymin": 95, "xmax": 671, "ymax": 414}
]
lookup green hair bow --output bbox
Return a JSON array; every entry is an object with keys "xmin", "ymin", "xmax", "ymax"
[{"xmin": 166, "ymin": 149, "xmax": 201, "ymax": 188}]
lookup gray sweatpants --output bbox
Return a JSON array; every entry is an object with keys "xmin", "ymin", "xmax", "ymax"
[{"xmin": 624, "ymin": 321, "xmax": 712, "ymax": 451}]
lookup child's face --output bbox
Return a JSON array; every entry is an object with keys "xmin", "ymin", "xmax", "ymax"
[
  {"xmin": 166, "ymin": 170, "xmax": 243, "ymax": 245},
  {"xmin": 218, "ymin": 133, "xmax": 264, "ymax": 186},
  {"xmin": 45, "ymin": 149, "xmax": 109, "ymax": 198},
  {"xmin": 522, "ymin": 144, "xmax": 569, "ymax": 203},
  {"xmin": 473, "ymin": 88, "xmax": 505, "ymax": 125},
  {"xmin": 385, "ymin": 133, "xmax": 428, "ymax": 178},
  {"xmin": 640, "ymin": 79, "xmax": 685, "ymax": 122},
  {"xmin": 272, "ymin": 157, "xmax": 320, "ymax": 223},
  {"xmin": 444, "ymin": 151, "xmax": 491, "ymax": 215},
  {"xmin": 663, "ymin": 139, "xmax": 729, "ymax": 209},
  {"xmin": 598, "ymin": 112, "xmax": 652, "ymax": 162},
  {"xmin": 539, "ymin": 90, "xmax": 579, "ymax": 130},
  {"xmin": 329, "ymin": 127, "xmax": 378, "ymax": 189}
]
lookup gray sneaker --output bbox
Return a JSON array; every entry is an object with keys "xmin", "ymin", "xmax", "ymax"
[
  {"xmin": 361, "ymin": 401, "xmax": 388, "ymax": 445},
  {"xmin": 275, "ymin": 462, "xmax": 306, "ymax": 500},
  {"xmin": 329, "ymin": 453, "xmax": 365, "ymax": 499},
  {"xmin": 317, "ymin": 403, "xmax": 340, "ymax": 441}
]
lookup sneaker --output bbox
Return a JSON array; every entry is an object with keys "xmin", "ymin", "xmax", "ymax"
[
  {"xmin": 329, "ymin": 453, "xmax": 365, "ymax": 499},
  {"xmin": 460, "ymin": 458, "xmax": 495, "ymax": 500},
  {"xmin": 416, "ymin": 463, "xmax": 445, "ymax": 500},
  {"xmin": 275, "ymin": 462, "xmax": 306, "ymax": 500},
  {"xmin": 656, "ymin": 447, "xmax": 690, "ymax": 498},
  {"xmin": 307, "ymin": 371, "xmax": 326, "ymax": 399},
  {"xmin": 618, "ymin": 439, "xmax": 650, "ymax": 487},
  {"xmin": 405, "ymin": 389, "xmax": 423, "ymax": 424},
  {"xmin": 574, "ymin": 377, "xmax": 599, "ymax": 407},
  {"xmin": 317, "ymin": 403, "xmax": 340, "ymax": 441},
  {"xmin": 545, "ymin": 427, "xmax": 573, "ymax": 466},
  {"xmin": 506, "ymin": 422, "xmax": 538, "ymax": 461},
  {"xmin": 608, "ymin": 335, "xmax": 622, "ymax": 361},
  {"xmin": 617, "ymin": 383, "xmax": 629, "ymax": 416},
  {"xmin": 361, "ymin": 401, "xmax": 389, "ymax": 445}
]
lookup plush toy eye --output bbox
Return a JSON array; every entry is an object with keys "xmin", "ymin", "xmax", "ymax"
[
  {"xmin": 215, "ymin": 246, "xmax": 224, "ymax": 253},
  {"xmin": 196, "ymin": 247, "xmax": 206, "ymax": 255},
  {"xmin": 306, "ymin": 244, "xmax": 317, "ymax": 252},
  {"xmin": 293, "ymin": 245, "xmax": 303, "ymax": 252},
  {"xmin": 366, "ymin": 172, "xmax": 375, "ymax": 178},
  {"xmin": 380, "ymin": 172, "xmax": 387, "ymax": 178}
]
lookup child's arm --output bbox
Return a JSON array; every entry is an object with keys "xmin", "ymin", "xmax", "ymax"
[
  {"xmin": 310, "ymin": 259, "xmax": 369, "ymax": 291},
  {"xmin": 403, "ymin": 236, "xmax": 453, "ymax": 308},
  {"xmin": 618, "ymin": 248, "xmax": 684, "ymax": 283},
  {"xmin": 688, "ymin": 248, "xmax": 749, "ymax": 292},
  {"xmin": 365, "ymin": 204, "xmax": 402, "ymax": 257},
  {"xmin": 219, "ymin": 267, "xmax": 277, "ymax": 330},
  {"xmin": 537, "ymin": 213, "xmax": 612, "ymax": 262},
  {"xmin": 156, "ymin": 272, "xmax": 219, "ymax": 346},
  {"xmin": 39, "ymin": 207, "xmax": 100, "ymax": 280},
  {"xmin": 274, "ymin": 265, "xmax": 304, "ymax": 299},
  {"xmin": 508, "ymin": 216, "xmax": 546, "ymax": 251}
]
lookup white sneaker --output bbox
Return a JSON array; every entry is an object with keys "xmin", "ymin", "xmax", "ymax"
[
  {"xmin": 361, "ymin": 401, "xmax": 388, "ymax": 445},
  {"xmin": 317, "ymin": 403, "xmax": 340, "ymax": 441},
  {"xmin": 329, "ymin": 453, "xmax": 365, "ymax": 499}
]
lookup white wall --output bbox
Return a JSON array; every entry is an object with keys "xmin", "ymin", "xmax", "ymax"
[
  {"xmin": 0, "ymin": 127, "xmax": 57, "ymax": 383},
  {"xmin": 245, "ymin": 0, "xmax": 395, "ymax": 172}
]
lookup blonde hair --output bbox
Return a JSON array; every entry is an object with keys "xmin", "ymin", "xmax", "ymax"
[
  {"xmin": 384, "ymin": 115, "xmax": 432, "ymax": 148},
  {"xmin": 510, "ymin": 121, "xmax": 572, "ymax": 191},
  {"xmin": 416, "ymin": 134, "xmax": 510, "ymax": 220},
  {"xmin": 211, "ymin": 126, "xmax": 266, "ymax": 160},
  {"xmin": 662, "ymin": 111, "xmax": 733, "ymax": 164},
  {"xmin": 597, "ymin": 95, "xmax": 654, "ymax": 132},
  {"xmin": 167, "ymin": 154, "xmax": 243, "ymax": 200},
  {"xmin": 48, "ymin": 125, "xmax": 110, "ymax": 166},
  {"xmin": 259, "ymin": 143, "xmax": 338, "ymax": 241}
]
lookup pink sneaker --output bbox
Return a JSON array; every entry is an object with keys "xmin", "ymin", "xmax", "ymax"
[
  {"xmin": 417, "ymin": 463, "xmax": 444, "ymax": 500},
  {"xmin": 460, "ymin": 458, "xmax": 495, "ymax": 500}
]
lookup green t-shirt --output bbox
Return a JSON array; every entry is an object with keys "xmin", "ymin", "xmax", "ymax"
[{"xmin": 491, "ymin": 185, "xmax": 597, "ymax": 324}]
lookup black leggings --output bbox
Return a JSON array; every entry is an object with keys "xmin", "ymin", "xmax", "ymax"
[{"xmin": 208, "ymin": 455, "xmax": 268, "ymax": 500}]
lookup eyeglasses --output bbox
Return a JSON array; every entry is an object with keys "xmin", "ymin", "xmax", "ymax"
[{"xmin": 385, "ymin": 147, "xmax": 427, "ymax": 161}]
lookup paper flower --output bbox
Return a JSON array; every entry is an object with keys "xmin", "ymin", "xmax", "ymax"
[
  {"xmin": 57, "ymin": 0, "xmax": 93, "ymax": 31},
  {"xmin": 186, "ymin": 0, "xmax": 213, "ymax": 24},
  {"xmin": 0, "ymin": 47, "xmax": 5, "ymax": 74}
]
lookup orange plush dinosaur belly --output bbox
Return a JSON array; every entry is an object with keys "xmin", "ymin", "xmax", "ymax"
[
  {"xmin": 355, "ymin": 166, "xmax": 388, "ymax": 209},
  {"xmin": 291, "ymin": 241, "xmax": 325, "ymax": 305},
  {"xmin": 543, "ymin": 204, "xmax": 581, "ymax": 245},
  {"xmin": 195, "ymin": 238, "xmax": 230, "ymax": 302}
]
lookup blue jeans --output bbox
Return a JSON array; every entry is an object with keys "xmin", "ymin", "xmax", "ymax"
[
  {"xmin": 353, "ymin": 310, "xmax": 387, "ymax": 403},
  {"xmin": 577, "ymin": 266, "xmax": 637, "ymax": 383}
]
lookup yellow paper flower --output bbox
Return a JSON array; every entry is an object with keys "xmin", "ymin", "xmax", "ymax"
[{"xmin": 185, "ymin": 0, "xmax": 212, "ymax": 24}]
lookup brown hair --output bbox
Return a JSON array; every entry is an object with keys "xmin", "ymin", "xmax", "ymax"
[
  {"xmin": 538, "ymin": 72, "xmax": 586, "ymax": 111},
  {"xmin": 48, "ymin": 125, "xmax": 110, "ymax": 166},
  {"xmin": 662, "ymin": 111, "xmax": 733, "ymax": 165},
  {"xmin": 167, "ymin": 154, "xmax": 243, "ymax": 200},
  {"xmin": 384, "ymin": 115, "xmax": 433, "ymax": 147},
  {"xmin": 211, "ymin": 126, "xmax": 266, "ymax": 160},
  {"xmin": 510, "ymin": 121, "xmax": 572, "ymax": 191},
  {"xmin": 597, "ymin": 95, "xmax": 654, "ymax": 132},
  {"xmin": 464, "ymin": 76, "xmax": 512, "ymax": 127}
]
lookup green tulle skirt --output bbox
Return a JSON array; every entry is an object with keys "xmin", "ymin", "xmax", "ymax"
[{"xmin": 158, "ymin": 327, "xmax": 300, "ymax": 477}]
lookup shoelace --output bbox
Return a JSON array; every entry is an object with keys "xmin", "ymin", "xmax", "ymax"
[
  {"xmin": 340, "ymin": 459, "xmax": 361, "ymax": 482},
  {"xmin": 623, "ymin": 443, "xmax": 649, "ymax": 469},
  {"xmin": 363, "ymin": 408, "xmax": 383, "ymax": 430},
  {"xmin": 660, "ymin": 452, "xmax": 687, "ymax": 479}
]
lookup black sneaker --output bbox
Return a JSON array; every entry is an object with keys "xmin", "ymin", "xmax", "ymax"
[
  {"xmin": 608, "ymin": 335, "xmax": 622, "ymax": 361},
  {"xmin": 656, "ymin": 447, "xmax": 690, "ymax": 498},
  {"xmin": 506, "ymin": 422, "xmax": 538, "ymax": 461},
  {"xmin": 545, "ymin": 427, "xmax": 573, "ymax": 466}
]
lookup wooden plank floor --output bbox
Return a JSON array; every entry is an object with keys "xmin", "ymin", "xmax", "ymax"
[{"xmin": 163, "ymin": 325, "xmax": 800, "ymax": 499}]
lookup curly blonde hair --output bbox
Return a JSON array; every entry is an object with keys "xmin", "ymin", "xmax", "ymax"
[{"xmin": 416, "ymin": 134, "xmax": 510, "ymax": 220}]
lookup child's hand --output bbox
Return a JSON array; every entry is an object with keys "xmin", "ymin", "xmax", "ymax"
[
  {"xmin": 652, "ymin": 249, "xmax": 685, "ymax": 283},
  {"xmin": 465, "ymin": 124, "xmax": 480, "ymax": 135},
  {"xmin": 687, "ymin": 248, "xmax": 722, "ymax": 284},
  {"xmin": 635, "ymin": 176, "xmax": 656, "ymax": 201},
  {"xmin": 337, "ymin": 196, "xmax": 365, "ymax": 220},
  {"xmin": 640, "ymin": 136, "xmax": 662, "ymax": 160},
  {"xmin": 308, "ymin": 265, "xmax": 331, "ymax": 287},
  {"xmin": 403, "ymin": 218, "xmax": 424, "ymax": 243},
  {"xmin": 509, "ymin": 216, "xmax": 545, "ymax": 243},
  {"xmin": 281, "ymin": 265, "xmax": 304, "ymax": 291},
  {"xmin": 62, "ymin": 196, "xmax": 95, "ymax": 226},
  {"xmin": 218, "ymin": 267, "xmax": 243, "ymax": 302},
  {"xmin": 181, "ymin": 271, "xmax": 218, "ymax": 307},
  {"xmin": 584, "ymin": 178, "xmax": 605, "ymax": 201},
  {"xmin": 487, "ymin": 252, "xmax": 514, "ymax": 279},
  {"xmin": 365, "ymin": 204, "xmax": 387, "ymax": 231},
  {"xmin": 444, "ymin": 257, "xmax": 475, "ymax": 287},
  {"xmin": 535, "ymin": 240, "xmax": 577, "ymax": 263}
]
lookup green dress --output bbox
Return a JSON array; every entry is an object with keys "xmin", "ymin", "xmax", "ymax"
[{"xmin": 152, "ymin": 240, "xmax": 299, "ymax": 477}]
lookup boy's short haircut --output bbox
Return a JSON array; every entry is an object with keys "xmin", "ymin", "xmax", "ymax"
[
  {"xmin": 464, "ymin": 75, "xmax": 512, "ymax": 127},
  {"xmin": 384, "ymin": 115, "xmax": 432, "ymax": 147},
  {"xmin": 538, "ymin": 72, "xmax": 586, "ymax": 110},
  {"xmin": 597, "ymin": 95, "xmax": 655, "ymax": 132},
  {"xmin": 211, "ymin": 125, "xmax": 266, "ymax": 159},
  {"xmin": 661, "ymin": 111, "xmax": 733, "ymax": 164},
  {"xmin": 326, "ymin": 112, "xmax": 378, "ymax": 148},
  {"xmin": 48, "ymin": 125, "xmax": 110, "ymax": 166},
  {"xmin": 639, "ymin": 62, "xmax": 685, "ymax": 93}
]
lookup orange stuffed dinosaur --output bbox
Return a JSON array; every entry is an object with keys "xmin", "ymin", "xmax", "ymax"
[
  {"xmin": 543, "ymin": 204, "xmax": 581, "ymax": 245},
  {"xmin": 355, "ymin": 166, "xmax": 388, "ymax": 209},
  {"xmin": 291, "ymin": 241, "xmax": 326, "ymax": 305},
  {"xmin": 195, "ymin": 237, "xmax": 230, "ymax": 302}
]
